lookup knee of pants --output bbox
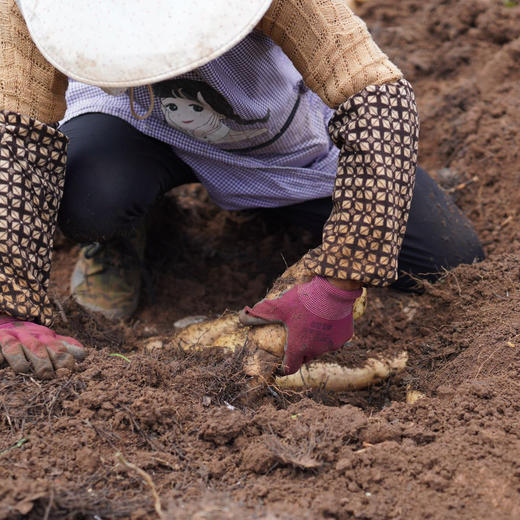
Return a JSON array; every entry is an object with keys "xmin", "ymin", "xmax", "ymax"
[
  {"xmin": 58, "ymin": 114, "xmax": 189, "ymax": 244},
  {"xmin": 444, "ymin": 221, "xmax": 485, "ymax": 267},
  {"xmin": 57, "ymin": 130, "xmax": 157, "ymax": 242},
  {"xmin": 396, "ymin": 215, "xmax": 485, "ymax": 291},
  {"xmin": 423, "ymin": 210, "xmax": 485, "ymax": 273},
  {"xmin": 57, "ymin": 149, "xmax": 149, "ymax": 243},
  {"xmin": 58, "ymin": 188, "xmax": 136, "ymax": 243},
  {"xmin": 393, "ymin": 167, "xmax": 485, "ymax": 291}
]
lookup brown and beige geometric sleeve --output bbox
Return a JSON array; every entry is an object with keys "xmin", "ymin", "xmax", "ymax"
[
  {"xmin": 257, "ymin": 0, "xmax": 403, "ymax": 108},
  {"xmin": 258, "ymin": 1, "xmax": 419, "ymax": 286},
  {"xmin": 304, "ymin": 79, "xmax": 420, "ymax": 286},
  {"xmin": 0, "ymin": 111, "xmax": 67, "ymax": 325}
]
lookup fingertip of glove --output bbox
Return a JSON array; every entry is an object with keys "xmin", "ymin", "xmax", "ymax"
[
  {"xmin": 282, "ymin": 365, "xmax": 299, "ymax": 376},
  {"xmin": 238, "ymin": 307, "xmax": 272, "ymax": 326},
  {"xmin": 34, "ymin": 365, "xmax": 55, "ymax": 380},
  {"xmin": 282, "ymin": 352, "xmax": 302, "ymax": 376},
  {"xmin": 48, "ymin": 348, "xmax": 76, "ymax": 370},
  {"xmin": 59, "ymin": 340, "xmax": 87, "ymax": 361}
]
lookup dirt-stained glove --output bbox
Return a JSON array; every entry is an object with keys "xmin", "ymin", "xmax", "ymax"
[
  {"xmin": 240, "ymin": 276, "xmax": 362, "ymax": 375},
  {"xmin": 0, "ymin": 316, "xmax": 86, "ymax": 378}
]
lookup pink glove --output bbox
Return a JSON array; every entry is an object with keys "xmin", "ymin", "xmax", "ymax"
[
  {"xmin": 240, "ymin": 277, "xmax": 362, "ymax": 375},
  {"xmin": 0, "ymin": 316, "xmax": 86, "ymax": 378}
]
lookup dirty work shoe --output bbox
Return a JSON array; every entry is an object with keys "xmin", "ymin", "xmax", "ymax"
[{"xmin": 70, "ymin": 229, "xmax": 146, "ymax": 320}]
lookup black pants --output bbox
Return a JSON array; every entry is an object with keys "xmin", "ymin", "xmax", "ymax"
[{"xmin": 59, "ymin": 114, "xmax": 484, "ymax": 290}]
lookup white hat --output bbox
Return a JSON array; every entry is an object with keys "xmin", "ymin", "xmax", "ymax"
[{"xmin": 18, "ymin": 0, "xmax": 272, "ymax": 88}]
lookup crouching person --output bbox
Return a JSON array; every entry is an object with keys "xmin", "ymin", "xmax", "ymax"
[{"xmin": 0, "ymin": 0, "xmax": 484, "ymax": 378}]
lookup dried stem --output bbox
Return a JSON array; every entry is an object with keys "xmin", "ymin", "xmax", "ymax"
[{"xmin": 115, "ymin": 451, "xmax": 164, "ymax": 519}]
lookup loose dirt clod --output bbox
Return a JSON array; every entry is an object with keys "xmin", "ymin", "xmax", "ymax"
[{"xmin": 406, "ymin": 389, "xmax": 426, "ymax": 405}]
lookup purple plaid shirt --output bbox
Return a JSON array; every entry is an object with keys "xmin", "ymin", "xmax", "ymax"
[{"xmin": 63, "ymin": 31, "xmax": 338, "ymax": 211}]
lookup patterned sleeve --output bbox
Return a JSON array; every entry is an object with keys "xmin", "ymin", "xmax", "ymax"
[
  {"xmin": 0, "ymin": 111, "xmax": 67, "ymax": 325},
  {"xmin": 257, "ymin": 1, "xmax": 419, "ymax": 286},
  {"xmin": 303, "ymin": 79, "xmax": 420, "ymax": 285}
]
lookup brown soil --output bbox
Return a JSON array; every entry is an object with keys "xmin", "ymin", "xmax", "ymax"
[{"xmin": 2, "ymin": 1, "xmax": 520, "ymax": 518}]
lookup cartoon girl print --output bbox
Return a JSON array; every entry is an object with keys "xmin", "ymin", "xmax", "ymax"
[{"xmin": 153, "ymin": 79, "xmax": 270, "ymax": 145}]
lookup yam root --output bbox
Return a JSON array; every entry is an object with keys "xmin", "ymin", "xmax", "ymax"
[
  {"xmin": 174, "ymin": 313, "xmax": 241, "ymax": 352},
  {"xmin": 275, "ymin": 352, "xmax": 408, "ymax": 392},
  {"xmin": 171, "ymin": 256, "xmax": 405, "ymax": 392}
]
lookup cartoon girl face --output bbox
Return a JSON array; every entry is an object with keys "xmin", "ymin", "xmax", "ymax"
[
  {"xmin": 159, "ymin": 93, "xmax": 222, "ymax": 132},
  {"xmin": 157, "ymin": 86, "xmax": 268, "ymax": 145}
]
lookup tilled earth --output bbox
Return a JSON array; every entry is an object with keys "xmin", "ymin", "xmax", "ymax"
[{"xmin": 1, "ymin": 1, "xmax": 520, "ymax": 518}]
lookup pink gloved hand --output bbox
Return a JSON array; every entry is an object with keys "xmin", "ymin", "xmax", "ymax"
[
  {"xmin": 239, "ymin": 277, "xmax": 362, "ymax": 375},
  {"xmin": 0, "ymin": 316, "xmax": 86, "ymax": 378}
]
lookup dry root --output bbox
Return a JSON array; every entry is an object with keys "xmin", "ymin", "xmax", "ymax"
[{"xmin": 171, "ymin": 257, "xmax": 406, "ymax": 392}]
